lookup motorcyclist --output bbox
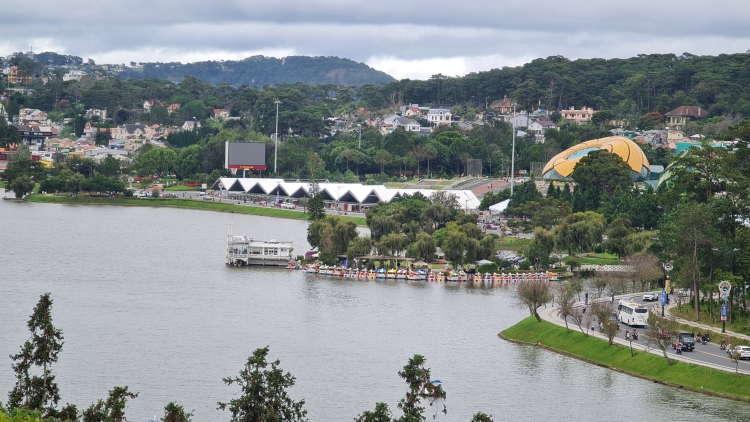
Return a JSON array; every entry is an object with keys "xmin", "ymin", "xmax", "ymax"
[
  {"xmin": 625, "ymin": 331, "xmax": 631, "ymax": 340},
  {"xmin": 720, "ymin": 339, "xmax": 726, "ymax": 350},
  {"xmin": 632, "ymin": 329, "xmax": 638, "ymax": 340},
  {"xmin": 676, "ymin": 342, "xmax": 682, "ymax": 354}
]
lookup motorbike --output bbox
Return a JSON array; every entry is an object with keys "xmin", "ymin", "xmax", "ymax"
[
  {"xmin": 632, "ymin": 332, "xmax": 638, "ymax": 341},
  {"xmin": 720, "ymin": 343, "xmax": 726, "ymax": 351},
  {"xmin": 624, "ymin": 331, "xmax": 631, "ymax": 341},
  {"xmin": 676, "ymin": 346, "xmax": 682, "ymax": 355}
]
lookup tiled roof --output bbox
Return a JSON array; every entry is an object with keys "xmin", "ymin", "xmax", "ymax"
[{"xmin": 665, "ymin": 106, "xmax": 707, "ymax": 118}]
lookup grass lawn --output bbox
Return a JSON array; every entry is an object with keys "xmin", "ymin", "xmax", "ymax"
[
  {"xmin": 496, "ymin": 238, "xmax": 531, "ymax": 252},
  {"xmin": 576, "ymin": 253, "xmax": 620, "ymax": 265},
  {"xmin": 670, "ymin": 303, "xmax": 750, "ymax": 337},
  {"xmin": 502, "ymin": 317, "xmax": 750, "ymax": 401},
  {"xmin": 26, "ymin": 195, "xmax": 367, "ymax": 226},
  {"xmin": 164, "ymin": 185, "xmax": 199, "ymax": 191},
  {"xmin": 0, "ymin": 181, "xmax": 5, "ymax": 188},
  {"xmin": 384, "ymin": 182, "xmax": 405, "ymax": 189}
]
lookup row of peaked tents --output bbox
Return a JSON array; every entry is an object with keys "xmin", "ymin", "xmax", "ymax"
[{"xmin": 210, "ymin": 178, "xmax": 481, "ymax": 210}]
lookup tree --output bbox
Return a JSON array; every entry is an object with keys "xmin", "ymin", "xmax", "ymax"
[
  {"xmin": 9, "ymin": 175, "xmax": 34, "ymax": 199},
  {"xmin": 396, "ymin": 355, "xmax": 446, "ymax": 421},
  {"xmin": 217, "ymin": 346, "xmax": 307, "ymax": 422},
  {"xmin": 514, "ymin": 280, "xmax": 552, "ymax": 322},
  {"xmin": 82, "ymin": 386, "xmax": 138, "ymax": 422},
  {"xmin": 661, "ymin": 202, "xmax": 716, "ymax": 320},
  {"xmin": 570, "ymin": 150, "xmax": 633, "ymax": 212},
  {"xmin": 357, "ymin": 355, "xmax": 446, "ymax": 422},
  {"xmin": 729, "ymin": 348, "xmax": 742, "ymax": 378},
  {"xmin": 97, "ymin": 155, "xmax": 122, "ymax": 178},
  {"xmin": 163, "ymin": 402, "xmax": 193, "ymax": 422},
  {"xmin": 7, "ymin": 293, "xmax": 64, "ymax": 416},
  {"xmin": 645, "ymin": 313, "xmax": 679, "ymax": 365},
  {"xmin": 94, "ymin": 131, "xmax": 111, "ymax": 147},
  {"xmin": 355, "ymin": 402, "xmax": 393, "ymax": 422},
  {"xmin": 555, "ymin": 282, "xmax": 577, "ymax": 333},
  {"xmin": 554, "ymin": 211, "xmax": 606, "ymax": 255},
  {"xmin": 470, "ymin": 413, "xmax": 494, "ymax": 422},
  {"xmin": 590, "ymin": 300, "xmax": 618, "ymax": 346}
]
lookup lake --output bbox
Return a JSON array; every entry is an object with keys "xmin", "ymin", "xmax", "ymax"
[{"xmin": 1, "ymin": 191, "xmax": 748, "ymax": 421}]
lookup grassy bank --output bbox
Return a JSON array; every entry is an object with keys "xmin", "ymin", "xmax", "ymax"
[
  {"xmin": 501, "ymin": 317, "xmax": 750, "ymax": 401},
  {"xmin": 0, "ymin": 181, "xmax": 5, "ymax": 188},
  {"xmin": 26, "ymin": 195, "xmax": 368, "ymax": 226}
]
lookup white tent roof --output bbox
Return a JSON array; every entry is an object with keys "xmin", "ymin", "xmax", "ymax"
[{"xmin": 488, "ymin": 199, "xmax": 510, "ymax": 214}]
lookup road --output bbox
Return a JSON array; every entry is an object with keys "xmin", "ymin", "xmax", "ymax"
[{"xmin": 544, "ymin": 293, "xmax": 750, "ymax": 375}]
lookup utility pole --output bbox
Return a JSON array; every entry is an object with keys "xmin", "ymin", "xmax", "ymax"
[
  {"xmin": 510, "ymin": 102, "xmax": 516, "ymax": 197},
  {"xmin": 274, "ymin": 100, "xmax": 281, "ymax": 174}
]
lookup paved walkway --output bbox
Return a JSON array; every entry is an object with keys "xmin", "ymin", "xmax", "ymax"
[{"xmin": 537, "ymin": 294, "xmax": 750, "ymax": 375}]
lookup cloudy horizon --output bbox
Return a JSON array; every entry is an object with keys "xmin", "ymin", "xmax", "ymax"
[{"xmin": 1, "ymin": 0, "xmax": 749, "ymax": 80}]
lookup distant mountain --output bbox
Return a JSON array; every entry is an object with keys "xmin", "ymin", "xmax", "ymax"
[{"xmin": 118, "ymin": 56, "xmax": 395, "ymax": 86}]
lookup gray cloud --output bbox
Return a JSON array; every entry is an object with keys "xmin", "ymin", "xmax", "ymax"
[{"xmin": 1, "ymin": 0, "xmax": 749, "ymax": 79}]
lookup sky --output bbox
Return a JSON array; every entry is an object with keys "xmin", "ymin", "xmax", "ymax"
[{"xmin": 1, "ymin": 0, "xmax": 749, "ymax": 80}]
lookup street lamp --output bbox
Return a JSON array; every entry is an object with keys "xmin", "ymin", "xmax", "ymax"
[
  {"xmin": 274, "ymin": 100, "xmax": 281, "ymax": 174},
  {"xmin": 357, "ymin": 124, "xmax": 362, "ymax": 148},
  {"xmin": 510, "ymin": 102, "xmax": 517, "ymax": 197}
]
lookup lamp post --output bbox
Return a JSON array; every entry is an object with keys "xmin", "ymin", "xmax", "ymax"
[
  {"xmin": 712, "ymin": 247, "xmax": 738, "ymax": 332},
  {"xmin": 274, "ymin": 100, "xmax": 281, "ymax": 174},
  {"xmin": 510, "ymin": 102, "xmax": 517, "ymax": 197},
  {"xmin": 357, "ymin": 124, "xmax": 362, "ymax": 148}
]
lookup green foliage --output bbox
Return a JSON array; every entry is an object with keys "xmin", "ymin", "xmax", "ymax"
[
  {"xmin": 478, "ymin": 188, "xmax": 510, "ymax": 211},
  {"xmin": 555, "ymin": 212, "xmax": 606, "ymax": 254},
  {"xmin": 507, "ymin": 179, "xmax": 542, "ymax": 211},
  {"xmin": 81, "ymin": 386, "xmax": 138, "ymax": 422},
  {"xmin": 307, "ymin": 215, "xmax": 358, "ymax": 254},
  {"xmin": 119, "ymin": 56, "xmax": 394, "ymax": 86},
  {"xmin": 571, "ymin": 150, "xmax": 634, "ymax": 213},
  {"xmin": 502, "ymin": 317, "xmax": 750, "ymax": 400},
  {"xmin": 217, "ymin": 346, "xmax": 307, "ymax": 422},
  {"xmin": 9, "ymin": 176, "xmax": 34, "ymax": 199},
  {"xmin": 7, "ymin": 294, "xmax": 64, "ymax": 416},
  {"xmin": 163, "ymin": 402, "xmax": 193, "ymax": 422},
  {"xmin": 135, "ymin": 147, "xmax": 177, "ymax": 177}
]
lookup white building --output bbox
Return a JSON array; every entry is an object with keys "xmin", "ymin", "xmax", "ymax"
[
  {"xmin": 62, "ymin": 70, "xmax": 87, "ymax": 81},
  {"xmin": 427, "ymin": 108, "xmax": 452, "ymax": 125}
]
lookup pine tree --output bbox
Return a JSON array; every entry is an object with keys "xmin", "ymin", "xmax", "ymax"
[{"xmin": 8, "ymin": 293, "xmax": 65, "ymax": 416}]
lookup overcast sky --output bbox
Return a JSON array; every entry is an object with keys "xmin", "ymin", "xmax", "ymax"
[{"xmin": 1, "ymin": 0, "xmax": 749, "ymax": 80}]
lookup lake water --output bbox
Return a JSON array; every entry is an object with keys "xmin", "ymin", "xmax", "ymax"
[{"xmin": 1, "ymin": 191, "xmax": 749, "ymax": 421}]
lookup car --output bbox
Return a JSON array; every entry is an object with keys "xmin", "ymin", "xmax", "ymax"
[
  {"xmin": 618, "ymin": 296, "xmax": 632, "ymax": 305},
  {"xmin": 281, "ymin": 202, "xmax": 296, "ymax": 209},
  {"xmin": 674, "ymin": 332, "xmax": 695, "ymax": 351},
  {"xmin": 643, "ymin": 292, "xmax": 659, "ymax": 301},
  {"xmin": 731, "ymin": 346, "xmax": 750, "ymax": 360},
  {"xmin": 202, "ymin": 195, "xmax": 212, "ymax": 200}
]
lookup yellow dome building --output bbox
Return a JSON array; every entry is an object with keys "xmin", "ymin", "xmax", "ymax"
[{"xmin": 541, "ymin": 136, "xmax": 650, "ymax": 181}]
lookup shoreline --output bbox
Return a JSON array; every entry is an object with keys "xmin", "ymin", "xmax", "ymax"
[
  {"xmin": 25, "ymin": 194, "xmax": 368, "ymax": 226},
  {"xmin": 500, "ymin": 317, "xmax": 750, "ymax": 403}
]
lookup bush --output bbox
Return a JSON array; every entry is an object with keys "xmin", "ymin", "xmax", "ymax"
[
  {"xmin": 477, "ymin": 263, "xmax": 499, "ymax": 273},
  {"xmin": 123, "ymin": 189, "xmax": 134, "ymax": 197},
  {"xmin": 518, "ymin": 259, "xmax": 531, "ymax": 270}
]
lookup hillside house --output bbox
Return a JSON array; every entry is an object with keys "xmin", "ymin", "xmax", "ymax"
[
  {"xmin": 489, "ymin": 97, "xmax": 514, "ymax": 114},
  {"xmin": 182, "ymin": 120, "xmax": 201, "ymax": 131},
  {"xmin": 427, "ymin": 108, "xmax": 452, "ymax": 125},
  {"xmin": 560, "ymin": 106, "xmax": 595, "ymax": 123},
  {"xmin": 167, "ymin": 104, "xmax": 181, "ymax": 114},
  {"xmin": 665, "ymin": 106, "xmax": 708, "ymax": 130}
]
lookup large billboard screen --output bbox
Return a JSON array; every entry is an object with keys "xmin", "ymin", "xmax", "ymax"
[{"xmin": 225, "ymin": 142, "xmax": 267, "ymax": 170}]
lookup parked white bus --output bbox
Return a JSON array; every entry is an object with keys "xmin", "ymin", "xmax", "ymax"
[{"xmin": 618, "ymin": 302, "xmax": 649, "ymax": 326}]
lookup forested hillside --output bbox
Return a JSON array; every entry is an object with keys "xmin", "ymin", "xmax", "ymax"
[
  {"xmin": 361, "ymin": 53, "xmax": 750, "ymax": 118},
  {"xmin": 118, "ymin": 56, "xmax": 395, "ymax": 86}
]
